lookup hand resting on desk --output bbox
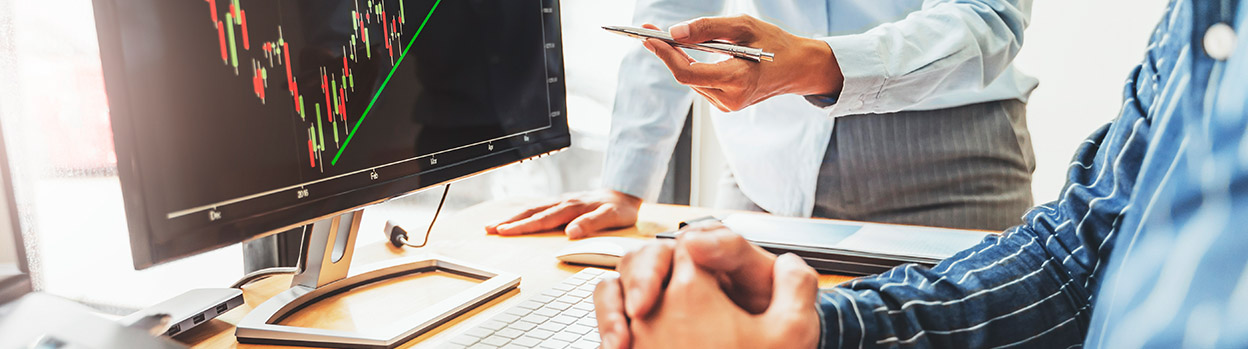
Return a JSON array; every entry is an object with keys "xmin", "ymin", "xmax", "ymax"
[
  {"xmin": 593, "ymin": 222, "xmax": 820, "ymax": 348},
  {"xmin": 485, "ymin": 189, "xmax": 642, "ymax": 239}
]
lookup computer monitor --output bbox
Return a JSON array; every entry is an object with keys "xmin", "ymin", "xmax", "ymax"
[{"xmin": 91, "ymin": 0, "xmax": 567, "ymax": 347}]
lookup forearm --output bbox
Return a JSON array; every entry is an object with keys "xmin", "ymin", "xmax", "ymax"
[
  {"xmin": 602, "ymin": 46, "xmax": 699, "ymax": 201},
  {"xmin": 812, "ymin": 0, "xmax": 1032, "ymax": 117},
  {"xmin": 602, "ymin": 0, "xmax": 725, "ymax": 200},
  {"xmin": 816, "ymin": 107, "xmax": 1149, "ymax": 347}
]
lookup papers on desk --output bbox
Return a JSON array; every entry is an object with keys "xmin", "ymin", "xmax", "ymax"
[{"xmin": 718, "ymin": 214, "xmax": 991, "ymax": 275}]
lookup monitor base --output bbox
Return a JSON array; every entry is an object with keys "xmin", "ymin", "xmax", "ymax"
[{"xmin": 234, "ymin": 210, "xmax": 520, "ymax": 348}]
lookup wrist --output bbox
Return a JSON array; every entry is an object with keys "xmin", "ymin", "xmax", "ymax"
[
  {"xmin": 608, "ymin": 189, "xmax": 643, "ymax": 207},
  {"xmin": 793, "ymin": 37, "xmax": 843, "ymax": 97}
]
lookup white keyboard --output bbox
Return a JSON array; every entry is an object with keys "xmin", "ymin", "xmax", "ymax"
[{"xmin": 446, "ymin": 268, "xmax": 617, "ymax": 349}]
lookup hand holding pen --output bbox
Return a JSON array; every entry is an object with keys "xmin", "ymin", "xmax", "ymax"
[{"xmin": 625, "ymin": 15, "xmax": 845, "ymax": 112}]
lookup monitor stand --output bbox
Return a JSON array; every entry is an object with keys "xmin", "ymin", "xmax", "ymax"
[{"xmin": 235, "ymin": 210, "xmax": 521, "ymax": 348}]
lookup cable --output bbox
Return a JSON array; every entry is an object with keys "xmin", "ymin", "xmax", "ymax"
[
  {"xmin": 387, "ymin": 184, "xmax": 450, "ymax": 248},
  {"xmin": 232, "ymin": 185, "xmax": 451, "ymax": 287},
  {"xmin": 230, "ymin": 267, "xmax": 298, "ymax": 289}
]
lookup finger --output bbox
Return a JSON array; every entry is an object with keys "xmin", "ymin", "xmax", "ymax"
[
  {"xmin": 566, "ymin": 204, "xmax": 625, "ymax": 239},
  {"xmin": 485, "ymin": 203, "xmax": 557, "ymax": 234},
  {"xmin": 665, "ymin": 242, "xmax": 724, "ymax": 295},
  {"xmin": 643, "ymin": 38, "xmax": 734, "ymax": 87},
  {"xmin": 764, "ymin": 253, "xmax": 819, "ymax": 321},
  {"xmin": 494, "ymin": 201, "xmax": 590, "ymax": 236},
  {"xmin": 669, "ymin": 15, "xmax": 758, "ymax": 44},
  {"xmin": 594, "ymin": 276, "xmax": 632, "ymax": 349},
  {"xmin": 679, "ymin": 225, "xmax": 777, "ymax": 312},
  {"xmin": 618, "ymin": 239, "xmax": 676, "ymax": 318}
]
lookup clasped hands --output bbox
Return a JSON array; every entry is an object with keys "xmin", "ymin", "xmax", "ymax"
[{"xmin": 592, "ymin": 222, "xmax": 821, "ymax": 349}]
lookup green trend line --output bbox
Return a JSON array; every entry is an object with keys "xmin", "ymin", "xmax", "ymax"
[{"xmin": 331, "ymin": 0, "xmax": 442, "ymax": 166}]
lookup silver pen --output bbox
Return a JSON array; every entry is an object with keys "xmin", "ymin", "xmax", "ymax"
[{"xmin": 602, "ymin": 25, "xmax": 775, "ymax": 62}]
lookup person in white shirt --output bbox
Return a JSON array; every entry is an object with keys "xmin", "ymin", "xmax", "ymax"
[{"xmin": 486, "ymin": 0, "xmax": 1038, "ymax": 238}]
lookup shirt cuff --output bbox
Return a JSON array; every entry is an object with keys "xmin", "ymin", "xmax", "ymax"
[
  {"xmin": 815, "ymin": 300, "xmax": 831, "ymax": 349},
  {"xmin": 808, "ymin": 34, "xmax": 888, "ymax": 117},
  {"xmin": 601, "ymin": 147, "xmax": 669, "ymax": 202}
]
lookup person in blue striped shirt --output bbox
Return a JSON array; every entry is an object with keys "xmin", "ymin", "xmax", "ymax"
[{"xmin": 593, "ymin": 0, "xmax": 1248, "ymax": 347}]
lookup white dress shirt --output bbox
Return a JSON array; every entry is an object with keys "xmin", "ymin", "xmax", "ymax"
[{"xmin": 602, "ymin": 0, "xmax": 1038, "ymax": 217}]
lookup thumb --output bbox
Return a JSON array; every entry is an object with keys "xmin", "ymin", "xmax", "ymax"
[
  {"xmin": 765, "ymin": 253, "xmax": 819, "ymax": 317},
  {"xmin": 679, "ymin": 224, "xmax": 777, "ymax": 312},
  {"xmin": 669, "ymin": 15, "xmax": 758, "ymax": 44}
]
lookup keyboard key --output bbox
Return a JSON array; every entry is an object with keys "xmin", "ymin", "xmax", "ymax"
[
  {"xmin": 539, "ymin": 339, "xmax": 571, "ymax": 349},
  {"xmin": 495, "ymin": 313, "xmax": 522, "ymax": 324},
  {"xmin": 517, "ymin": 300, "xmax": 544, "ymax": 310},
  {"xmin": 505, "ymin": 306, "xmax": 532, "ymax": 317},
  {"xmin": 556, "ymin": 295, "xmax": 582, "ymax": 304},
  {"xmin": 551, "ymin": 331, "xmax": 581, "ymax": 343},
  {"xmin": 450, "ymin": 334, "xmax": 479, "ymax": 346},
  {"xmin": 445, "ymin": 344, "xmax": 468, "ymax": 349},
  {"xmin": 521, "ymin": 314, "xmax": 550, "ymax": 325},
  {"xmin": 565, "ymin": 324, "xmax": 593, "ymax": 335},
  {"xmin": 552, "ymin": 283, "xmax": 575, "ymax": 292},
  {"xmin": 524, "ymin": 328, "xmax": 556, "ymax": 340},
  {"xmin": 570, "ymin": 339, "xmax": 599, "ymax": 349},
  {"xmin": 532, "ymin": 307, "xmax": 560, "ymax": 317},
  {"xmin": 572, "ymin": 302, "xmax": 594, "ymax": 312},
  {"xmin": 549, "ymin": 315, "xmax": 578, "ymax": 325},
  {"xmin": 581, "ymin": 331, "xmax": 600, "ymax": 343},
  {"xmin": 581, "ymin": 267, "xmax": 606, "ymax": 276},
  {"xmin": 480, "ymin": 320, "xmax": 508, "ymax": 331},
  {"xmin": 507, "ymin": 320, "xmax": 538, "ymax": 332},
  {"xmin": 575, "ymin": 317, "xmax": 596, "ymax": 328},
  {"xmin": 530, "ymin": 295, "xmax": 556, "ymax": 304},
  {"xmin": 541, "ymin": 289, "xmax": 565, "ymax": 298},
  {"xmin": 465, "ymin": 327, "xmax": 494, "ymax": 338},
  {"xmin": 496, "ymin": 328, "xmax": 526, "ymax": 339},
  {"xmin": 510, "ymin": 336, "xmax": 542, "ymax": 348},
  {"xmin": 566, "ymin": 289, "xmax": 592, "ymax": 299},
  {"xmin": 480, "ymin": 335, "xmax": 511, "ymax": 346},
  {"xmin": 562, "ymin": 309, "xmax": 589, "ymax": 318},
  {"xmin": 546, "ymin": 301, "xmax": 574, "ymax": 311},
  {"xmin": 537, "ymin": 321, "xmax": 567, "ymax": 333},
  {"xmin": 501, "ymin": 345, "xmax": 528, "ymax": 349},
  {"xmin": 469, "ymin": 343, "xmax": 500, "ymax": 349}
]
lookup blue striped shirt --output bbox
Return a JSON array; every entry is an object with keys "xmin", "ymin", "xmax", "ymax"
[{"xmin": 816, "ymin": 0, "xmax": 1248, "ymax": 347}]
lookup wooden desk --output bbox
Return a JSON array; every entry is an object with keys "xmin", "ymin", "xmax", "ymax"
[{"xmin": 180, "ymin": 199, "xmax": 856, "ymax": 348}]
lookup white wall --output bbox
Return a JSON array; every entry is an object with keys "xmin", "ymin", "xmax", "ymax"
[{"xmin": 1014, "ymin": 0, "xmax": 1168, "ymax": 201}]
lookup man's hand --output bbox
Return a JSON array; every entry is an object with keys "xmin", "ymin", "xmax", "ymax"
[
  {"xmin": 640, "ymin": 15, "xmax": 843, "ymax": 112},
  {"xmin": 484, "ymin": 189, "xmax": 642, "ymax": 239},
  {"xmin": 598, "ymin": 245, "xmax": 821, "ymax": 348},
  {"xmin": 595, "ymin": 223, "xmax": 810, "ymax": 348}
]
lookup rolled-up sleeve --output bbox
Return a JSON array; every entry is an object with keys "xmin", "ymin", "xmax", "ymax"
[
  {"xmin": 602, "ymin": 0, "xmax": 725, "ymax": 200},
  {"xmin": 810, "ymin": 0, "xmax": 1032, "ymax": 117}
]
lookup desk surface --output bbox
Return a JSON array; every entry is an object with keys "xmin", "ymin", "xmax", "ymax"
[{"xmin": 180, "ymin": 199, "xmax": 856, "ymax": 348}]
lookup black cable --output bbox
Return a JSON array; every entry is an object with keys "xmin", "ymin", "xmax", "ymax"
[
  {"xmin": 234, "ymin": 185, "xmax": 451, "ymax": 287},
  {"xmin": 388, "ymin": 184, "xmax": 450, "ymax": 248},
  {"xmin": 230, "ymin": 267, "xmax": 298, "ymax": 289}
]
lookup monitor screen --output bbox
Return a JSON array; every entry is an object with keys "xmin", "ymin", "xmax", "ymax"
[{"xmin": 93, "ymin": 0, "xmax": 569, "ymax": 269}]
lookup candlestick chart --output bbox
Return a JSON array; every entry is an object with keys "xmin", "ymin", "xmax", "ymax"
[{"xmin": 202, "ymin": 0, "xmax": 440, "ymax": 171}]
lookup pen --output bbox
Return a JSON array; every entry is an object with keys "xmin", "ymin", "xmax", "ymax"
[{"xmin": 602, "ymin": 25, "xmax": 775, "ymax": 63}]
